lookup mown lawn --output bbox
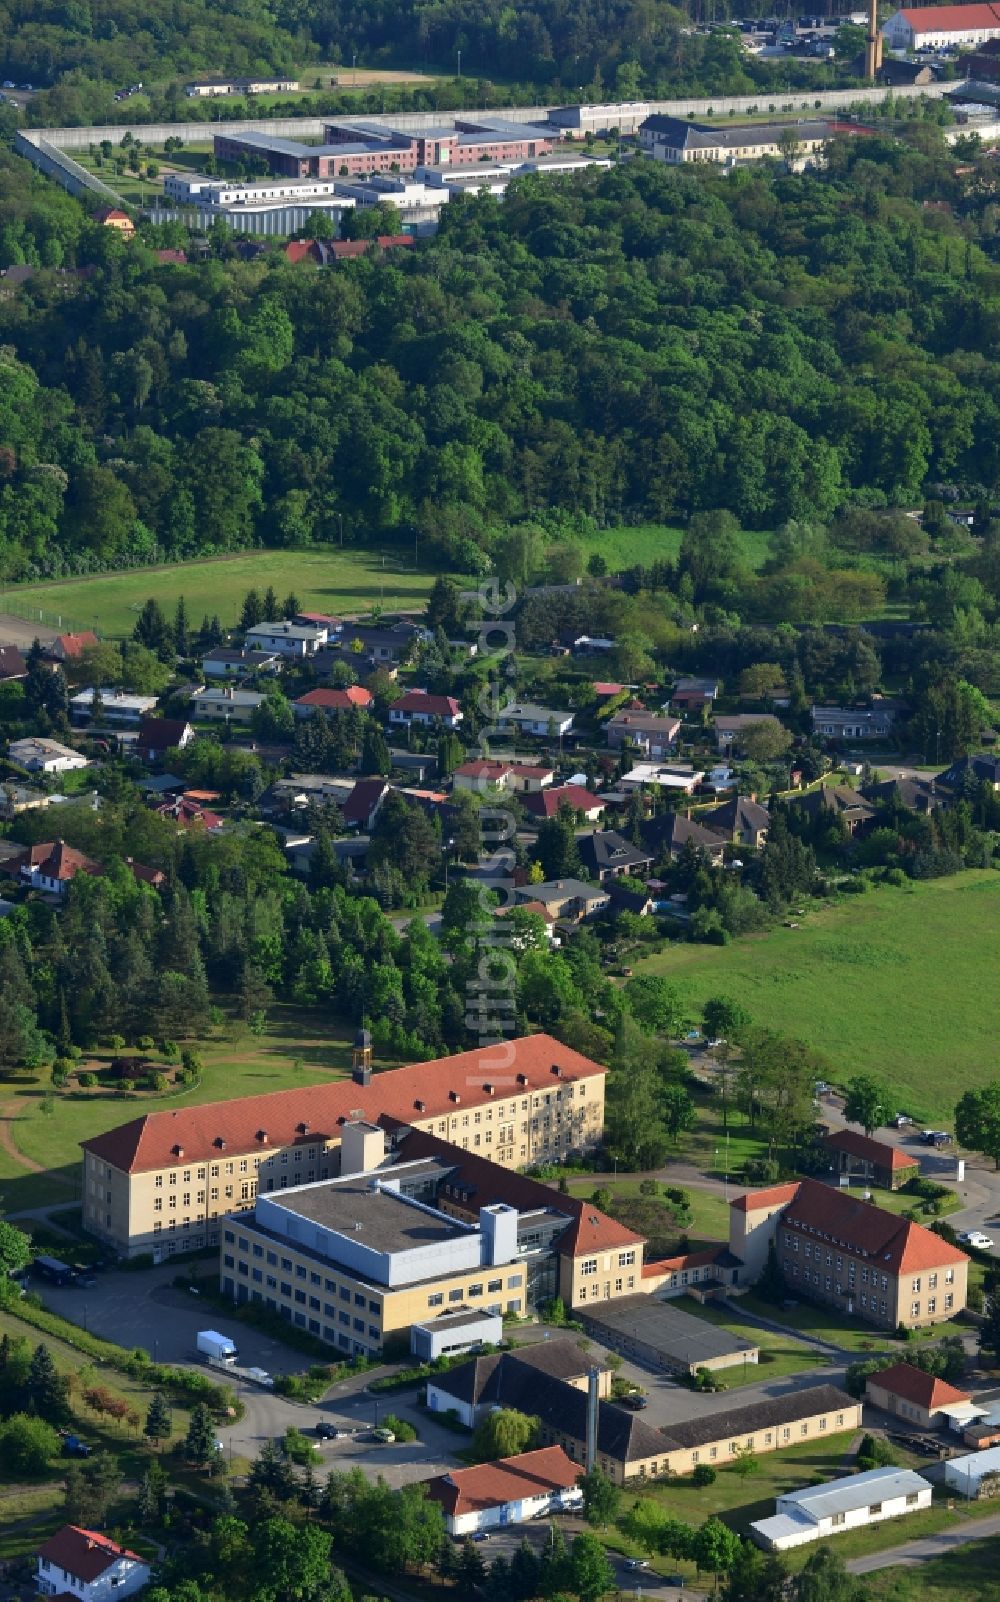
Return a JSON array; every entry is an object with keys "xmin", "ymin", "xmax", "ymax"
[
  {"xmin": 575, "ymin": 523, "xmax": 772, "ymax": 573},
  {"xmin": 635, "ymin": 873, "xmax": 1000, "ymax": 1120},
  {"xmin": 2, "ymin": 548, "xmax": 436, "ymax": 639},
  {"xmin": 0, "ymin": 1005, "xmax": 368, "ymax": 1213},
  {"xmin": 670, "ymin": 1295, "xmax": 823, "ymax": 1388}
]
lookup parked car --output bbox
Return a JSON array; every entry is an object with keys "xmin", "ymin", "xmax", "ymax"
[
  {"xmin": 616, "ymin": 1393, "xmax": 648, "ymax": 1411},
  {"xmin": 62, "ymin": 1436, "xmax": 92, "ymax": 1457},
  {"xmin": 960, "ymin": 1231, "xmax": 995, "ymax": 1251},
  {"xmin": 314, "ymin": 1422, "xmax": 339, "ymax": 1439},
  {"xmin": 369, "ymin": 1428, "xmax": 395, "ymax": 1443},
  {"xmin": 624, "ymin": 1558, "xmax": 649, "ymax": 1571},
  {"xmin": 893, "ymin": 1113, "xmax": 912, "ymax": 1127},
  {"xmin": 470, "ymin": 1532, "xmax": 491, "ymax": 1543}
]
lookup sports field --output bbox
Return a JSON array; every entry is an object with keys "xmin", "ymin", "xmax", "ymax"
[
  {"xmin": 637, "ymin": 872, "xmax": 1000, "ymax": 1121},
  {"xmin": 1, "ymin": 550, "xmax": 435, "ymax": 639}
]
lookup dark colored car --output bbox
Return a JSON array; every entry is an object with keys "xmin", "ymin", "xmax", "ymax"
[
  {"xmin": 63, "ymin": 1436, "xmax": 92, "ymax": 1457},
  {"xmin": 617, "ymin": 1393, "xmax": 648, "ymax": 1410},
  {"xmin": 314, "ymin": 1422, "xmax": 339, "ymax": 1439}
]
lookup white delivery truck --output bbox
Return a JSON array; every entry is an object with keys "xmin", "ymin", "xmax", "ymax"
[{"xmin": 196, "ymin": 1329, "xmax": 238, "ymax": 1365}]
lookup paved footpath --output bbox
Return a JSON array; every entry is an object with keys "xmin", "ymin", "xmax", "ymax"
[{"xmin": 847, "ymin": 1510, "xmax": 1000, "ymax": 1573}]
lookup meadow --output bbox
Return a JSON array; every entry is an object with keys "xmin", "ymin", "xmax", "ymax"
[
  {"xmin": 575, "ymin": 523, "xmax": 772, "ymax": 573},
  {"xmin": 1, "ymin": 549, "xmax": 436, "ymax": 639},
  {"xmin": 637, "ymin": 872, "xmax": 1000, "ymax": 1121}
]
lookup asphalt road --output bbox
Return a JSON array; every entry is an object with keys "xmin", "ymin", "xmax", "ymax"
[{"xmin": 847, "ymin": 1508, "xmax": 1000, "ymax": 1574}]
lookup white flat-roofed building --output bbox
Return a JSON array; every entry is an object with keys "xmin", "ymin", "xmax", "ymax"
[
  {"xmin": 497, "ymin": 702, "xmax": 575, "ymax": 737},
  {"xmin": 245, "ymin": 620, "xmax": 327, "ymax": 657},
  {"xmin": 70, "ymin": 688, "xmax": 158, "ymax": 726},
  {"xmin": 410, "ymin": 1307, "xmax": 503, "ymax": 1361},
  {"xmin": 751, "ymin": 1466, "xmax": 933, "ymax": 1551},
  {"xmin": 619, "ymin": 762, "xmax": 704, "ymax": 793},
  {"xmin": 163, "ymin": 175, "xmax": 342, "ymax": 206},
  {"xmin": 9, "ymin": 737, "xmax": 89, "ymax": 774}
]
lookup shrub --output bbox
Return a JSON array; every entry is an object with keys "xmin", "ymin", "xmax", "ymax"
[
  {"xmin": 78, "ymin": 1072, "xmax": 98, "ymax": 1088},
  {"xmin": 137, "ymin": 1035, "xmax": 154, "ymax": 1050},
  {"xmin": 380, "ymin": 1413, "xmax": 417, "ymax": 1442},
  {"xmin": 283, "ymin": 1426, "xmax": 321, "ymax": 1464},
  {"xmin": 0, "ymin": 1413, "xmax": 59, "ymax": 1475},
  {"xmin": 692, "ymin": 1463, "xmax": 716, "ymax": 1486},
  {"xmin": 857, "ymin": 1433, "xmax": 897, "ymax": 1471}
]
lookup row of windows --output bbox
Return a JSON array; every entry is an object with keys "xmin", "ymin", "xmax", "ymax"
[{"xmin": 577, "ymin": 1276, "xmax": 636, "ymax": 1301}]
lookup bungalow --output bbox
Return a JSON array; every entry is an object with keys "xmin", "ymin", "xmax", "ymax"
[
  {"xmin": 294, "ymin": 686, "xmax": 373, "ymax": 718},
  {"xmin": 789, "ymin": 782, "xmax": 876, "ymax": 834},
  {"xmin": 822, "ymin": 1129, "xmax": 919, "ymax": 1191},
  {"xmin": 36, "ymin": 1525, "xmax": 151, "ymax": 1602},
  {"xmin": 865, "ymin": 1363, "xmax": 973, "ymax": 1431},
  {"xmin": 641, "ymin": 811, "xmax": 727, "ymax": 864},
  {"xmin": 388, "ymin": 690, "xmax": 463, "ymax": 730},
  {"xmin": 811, "ymin": 704, "xmax": 896, "ymax": 741},
  {"xmin": 134, "ymin": 717, "xmax": 195, "ymax": 762},
  {"xmin": 619, "ymin": 763, "xmax": 704, "ymax": 794},
  {"xmin": 701, "ymin": 795, "xmax": 770, "ymax": 850},
  {"xmin": 8, "ymin": 737, "xmax": 89, "ymax": 775},
  {"xmin": 577, "ymin": 829, "xmax": 655, "ymax": 882},
  {"xmin": 323, "ymin": 623, "xmax": 421, "ymax": 668},
  {"xmin": 713, "ymin": 713, "xmax": 784, "ymax": 755},
  {"xmin": 497, "ymin": 702, "xmax": 575, "ymax": 738},
  {"xmin": 70, "ymin": 689, "xmax": 158, "ymax": 726},
  {"xmin": 0, "ymin": 783, "xmax": 52, "ymax": 819},
  {"xmin": 514, "ymin": 878, "xmax": 610, "ymax": 922},
  {"xmin": 522, "ymin": 784, "xmax": 604, "ymax": 823},
  {"xmin": 45, "ymin": 631, "xmax": 99, "ymax": 662},
  {"xmin": 202, "ymin": 648, "xmax": 281, "ymax": 679},
  {"xmin": 751, "ymin": 1467, "xmax": 932, "ymax": 1552},
  {"xmin": 865, "ymin": 775, "xmax": 942, "ymax": 814},
  {"xmin": 192, "ymin": 687, "xmax": 266, "ymax": 723},
  {"xmin": 452, "ymin": 760, "xmax": 554, "ymax": 794},
  {"xmin": 607, "ymin": 710, "xmax": 681, "ymax": 758},
  {"xmin": 423, "ymin": 1447, "xmax": 583, "ymax": 1538},
  {"xmin": 342, "ymin": 778, "xmax": 392, "ymax": 831},
  {"xmin": 244, "ymin": 620, "xmax": 327, "ymax": 657}
]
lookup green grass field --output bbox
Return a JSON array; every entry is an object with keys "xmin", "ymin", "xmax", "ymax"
[
  {"xmin": 0, "ymin": 1006, "xmax": 366, "ymax": 1213},
  {"xmin": 637, "ymin": 873, "xmax": 1000, "ymax": 1121},
  {"xmin": 1, "ymin": 549, "xmax": 436, "ymax": 639},
  {"xmin": 671, "ymin": 1295, "xmax": 821, "ymax": 1388},
  {"xmin": 575, "ymin": 523, "xmax": 772, "ymax": 573},
  {"xmin": 868, "ymin": 1540, "xmax": 1000, "ymax": 1602}
]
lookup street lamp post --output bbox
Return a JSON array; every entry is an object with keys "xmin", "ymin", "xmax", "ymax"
[{"xmin": 457, "ymin": 48, "xmax": 462, "ymax": 78}]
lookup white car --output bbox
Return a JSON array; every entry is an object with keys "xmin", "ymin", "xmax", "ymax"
[{"xmin": 960, "ymin": 1231, "xmax": 994, "ymax": 1251}]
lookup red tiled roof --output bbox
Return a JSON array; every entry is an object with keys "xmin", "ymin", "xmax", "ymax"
[
  {"xmin": 500, "ymin": 899, "xmax": 556, "ymax": 922},
  {"xmin": 424, "ymin": 1446, "xmax": 579, "ymax": 1518},
  {"xmin": 284, "ymin": 240, "xmax": 321, "ymax": 264},
  {"xmin": 866, "ymin": 1361, "xmax": 970, "ymax": 1411},
  {"xmin": 54, "ymin": 631, "xmax": 98, "ymax": 657},
  {"xmin": 23, "ymin": 840, "xmax": 103, "ymax": 883},
  {"xmin": 155, "ymin": 248, "xmax": 187, "ymax": 264},
  {"xmin": 393, "ymin": 690, "xmax": 461, "ymax": 717},
  {"xmin": 898, "ymin": 3, "xmax": 1000, "ymax": 30},
  {"xmin": 748, "ymin": 1178, "xmax": 969, "ymax": 1275},
  {"xmin": 824, "ymin": 1129, "xmax": 918, "ymax": 1172},
  {"xmin": 154, "ymin": 797, "xmax": 222, "ymax": 829},
  {"xmin": 123, "ymin": 857, "xmax": 166, "ymax": 887},
  {"xmin": 82, "ymin": 1033, "xmax": 606, "ymax": 1174},
  {"xmin": 523, "ymin": 784, "xmax": 603, "ymax": 819},
  {"xmin": 296, "ymin": 686, "xmax": 373, "ymax": 711},
  {"xmin": 730, "ymin": 1182, "xmax": 801, "ymax": 1215},
  {"xmin": 38, "ymin": 1527, "xmax": 144, "ymax": 1583},
  {"xmin": 593, "ymin": 683, "xmax": 625, "ymax": 696},
  {"xmin": 642, "ymin": 1246, "xmax": 727, "ymax": 1277},
  {"xmin": 328, "ymin": 235, "xmax": 414, "ymax": 261}
]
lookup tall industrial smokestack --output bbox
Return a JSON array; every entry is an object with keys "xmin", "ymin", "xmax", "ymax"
[
  {"xmin": 865, "ymin": 0, "xmax": 883, "ymax": 78},
  {"xmin": 586, "ymin": 1368, "xmax": 600, "ymax": 1473}
]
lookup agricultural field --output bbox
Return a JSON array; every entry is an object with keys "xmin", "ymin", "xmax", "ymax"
[
  {"xmin": 0, "ymin": 1006, "xmax": 363, "ymax": 1214},
  {"xmin": 1, "ymin": 549, "xmax": 435, "ymax": 640},
  {"xmin": 637, "ymin": 873, "xmax": 1000, "ymax": 1121}
]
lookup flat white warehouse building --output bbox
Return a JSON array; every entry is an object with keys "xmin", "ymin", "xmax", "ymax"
[{"xmin": 752, "ymin": 1466, "xmax": 933, "ymax": 1551}]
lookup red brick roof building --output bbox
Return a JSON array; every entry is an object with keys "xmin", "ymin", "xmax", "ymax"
[
  {"xmin": 423, "ymin": 1446, "xmax": 582, "ymax": 1534},
  {"xmin": 294, "ymin": 686, "xmax": 372, "ymax": 716},
  {"xmin": 522, "ymin": 783, "xmax": 604, "ymax": 821},
  {"xmin": 865, "ymin": 1361, "xmax": 972, "ymax": 1429},
  {"xmin": 47, "ymin": 631, "xmax": 98, "ymax": 661},
  {"xmin": 37, "ymin": 1526, "xmax": 150, "ymax": 1601},
  {"xmin": 823, "ymin": 1128, "xmax": 920, "ymax": 1190}
]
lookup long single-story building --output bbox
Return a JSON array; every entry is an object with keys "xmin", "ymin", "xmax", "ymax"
[
  {"xmin": 423, "ymin": 1446, "xmax": 582, "ymax": 1536},
  {"xmin": 579, "ymin": 1295, "xmax": 758, "ymax": 1377},
  {"xmin": 751, "ymin": 1466, "xmax": 933, "ymax": 1551},
  {"xmin": 865, "ymin": 1362, "xmax": 974, "ymax": 1430}
]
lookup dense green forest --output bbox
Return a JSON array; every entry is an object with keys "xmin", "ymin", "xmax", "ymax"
[
  {"xmin": 2, "ymin": 0, "xmax": 864, "ymax": 128},
  {"xmin": 2, "ymin": 127, "xmax": 1000, "ymax": 599}
]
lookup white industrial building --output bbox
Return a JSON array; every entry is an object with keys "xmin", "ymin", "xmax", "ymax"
[
  {"xmin": 944, "ymin": 1445, "xmax": 1000, "ymax": 1498},
  {"xmin": 882, "ymin": 3, "xmax": 1000, "ymax": 49},
  {"xmin": 410, "ymin": 1307, "xmax": 503, "ymax": 1361},
  {"xmin": 163, "ymin": 175, "xmax": 343, "ymax": 206},
  {"xmin": 751, "ymin": 1466, "xmax": 933, "ymax": 1551}
]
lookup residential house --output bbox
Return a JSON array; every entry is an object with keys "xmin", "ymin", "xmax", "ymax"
[
  {"xmin": 497, "ymin": 702, "xmax": 575, "ymax": 738},
  {"xmin": 296, "ymin": 611, "xmax": 342, "ymax": 631},
  {"xmin": 513, "ymin": 879, "xmax": 610, "ymax": 922},
  {"xmin": 452, "ymin": 760, "xmax": 554, "ymax": 793},
  {"xmin": 36, "ymin": 1526, "xmax": 150, "ymax": 1602},
  {"xmin": 670, "ymin": 676, "xmax": 719, "ymax": 713},
  {"xmin": 567, "ymin": 633, "xmax": 616, "ymax": 654},
  {"xmin": 713, "ymin": 713, "xmax": 784, "ymax": 755},
  {"xmin": 260, "ymin": 774, "xmax": 356, "ymax": 816},
  {"xmin": 286, "ymin": 833, "xmax": 370, "ymax": 878},
  {"xmin": 936, "ymin": 753, "xmax": 1000, "ymax": 792},
  {"xmin": 93, "ymin": 207, "xmax": 135, "ymax": 236},
  {"xmin": 700, "ymin": 795, "xmax": 770, "ymax": 849},
  {"xmin": 154, "ymin": 795, "xmax": 223, "ymax": 830},
  {"xmin": 789, "ymin": 782, "xmax": 876, "ymax": 834},
  {"xmin": 324, "ymin": 622, "xmax": 421, "ymax": 669},
  {"xmin": 729, "ymin": 1177, "xmax": 970, "ymax": 1329},
  {"xmin": 136, "ymin": 774, "xmax": 184, "ymax": 801},
  {"xmin": 342, "ymin": 778, "xmax": 392, "ymax": 831},
  {"xmin": 0, "ymin": 644, "xmax": 27, "ymax": 679},
  {"xmin": 134, "ymin": 717, "xmax": 195, "ymax": 763},
  {"xmin": 751, "ymin": 1467, "xmax": 933, "ymax": 1552},
  {"xmin": 811, "ymin": 704, "xmax": 896, "ymax": 741},
  {"xmin": 865, "ymin": 775, "xmax": 942, "ymax": 814},
  {"xmin": 423, "ymin": 1447, "xmax": 583, "ymax": 1537},
  {"xmin": 607, "ymin": 710, "xmax": 681, "ymax": 757},
  {"xmin": 577, "ymin": 829, "xmax": 655, "ymax": 882},
  {"xmin": 192, "ymin": 687, "xmax": 266, "ymax": 723},
  {"xmin": 294, "ymin": 686, "xmax": 373, "ymax": 718},
  {"xmin": 44, "ymin": 632, "xmax": 99, "ymax": 663},
  {"xmin": 8, "ymin": 737, "xmax": 89, "ymax": 774},
  {"xmin": 522, "ymin": 784, "xmax": 604, "ymax": 823},
  {"xmin": 0, "ymin": 783, "xmax": 54, "ymax": 819},
  {"xmin": 11, "ymin": 839, "xmax": 103, "ymax": 896},
  {"xmin": 202, "ymin": 648, "xmax": 280, "ymax": 679},
  {"xmin": 388, "ymin": 751, "xmax": 437, "ymax": 782},
  {"xmin": 70, "ymin": 689, "xmax": 158, "ymax": 726},
  {"xmin": 865, "ymin": 1363, "xmax": 973, "ymax": 1430},
  {"xmin": 619, "ymin": 763, "xmax": 704, "ymax": 794},
  {"xmin": 640, "ymin": 811, "xmax": 727, "ymax": 864},
  {"xmin": 822, "ymin": 1129, "xmax": 919, "ymax": 1191},
  {"xmin": 388, "ymin": 690, "xmax": 463, "ymax": 730},
  {"xmin": 608, "ymin": 881, "xmax": 655, "ymax": 915},
  {"xmin": 244, "ymin": 620, "xmax": 327, "ymax": 657}
]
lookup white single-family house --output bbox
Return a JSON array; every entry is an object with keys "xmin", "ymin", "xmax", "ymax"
[{"xmin": 37, "ymin": 1526, "xmax": 151, "ymax": 1602}]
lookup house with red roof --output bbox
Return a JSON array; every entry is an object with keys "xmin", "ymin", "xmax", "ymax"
[
  {"xmin": 153, "ymin": 794, "xmax": 223, "ymax": 830},
  {"xmin": 93, "ymin": 207, "xmax": 135, "ymax": 236},
  {"xmin": 729, "ymin": 1177, "xmax": 969, "ymax": 1331},
  {"xmin": 883, "ymin": 2, "xmax": 1000, "ymax": 49},
  {"xmin": 46, "ymin": 631, "xmax": 99, "ymax": 662},
  {"xmin": 453, "ymin": 759, "xmax": 554, "ymax": 794},
  {"xmin": 8, "ymin": 840, "xmax": 103, "ymax": 897},
  {"xmin": 865, "ymin": 1361, "xmax": 973, "ymax": 1430},
  {"xmin": 37, "ymin": 1526, "xmax": 150, "ymax": 1602},
  {"xmin": 388, "ymin": 689, "xmax": 463, "ymax": 730},
  {"xmin": 294, "ymin": 685, "xmax": 373, "ymax": 718},
  {"xmin": 822, "ymin": 1129, "xmax": 920, "ymax": 1191},
  {"xmin": 423, "ymin": 1446, "xmax": 582, "ymax": 1536},
  {"xmin": 522, "ymin": 783, "xmax": 604, "ymax": 823}
]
